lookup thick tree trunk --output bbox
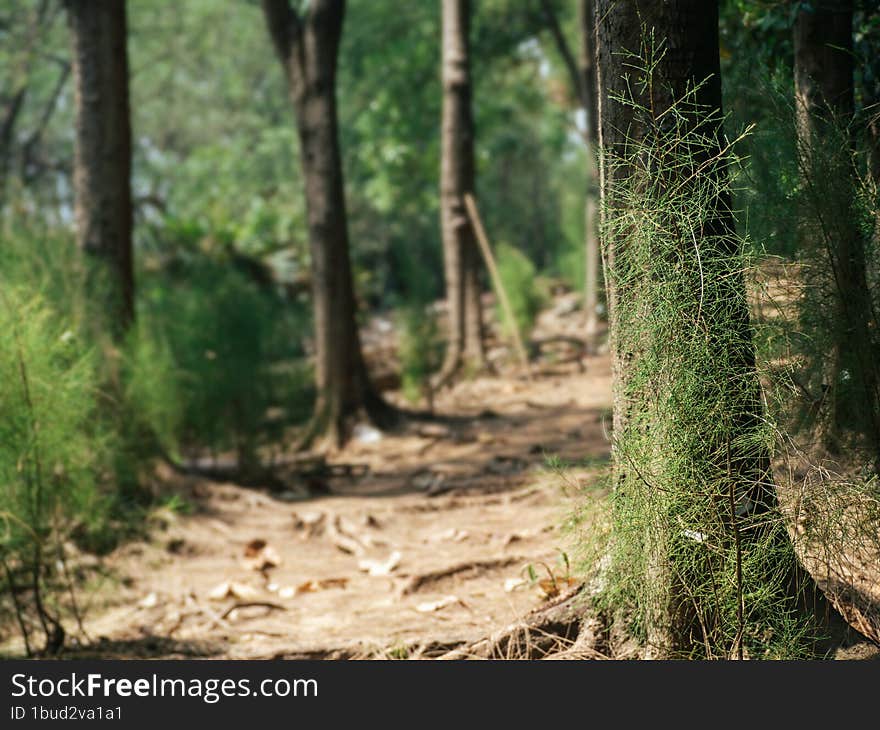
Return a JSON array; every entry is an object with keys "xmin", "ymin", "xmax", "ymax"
[
  {"xmin": 435, "ymin": 0, "xmax": 485, "ymax": 386},
  {"xmin": 261, "ymin": 0, "xmax": 394, "ymax": 450},
  {"xmin": 793, "ymin": 1, "xmax": 880, "ymax": 460},
  {"xmin": 596, "ymin": 0, "xmax": 773, "ymax": 657},
  {"xmin": 65, "ymin": 0, "xmax": 134, "ymax": 337}
]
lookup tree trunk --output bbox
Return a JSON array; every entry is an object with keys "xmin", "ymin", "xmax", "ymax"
[
  {"xmin": 539, "ymin": 0, "xmax": 602, "ymax": 347},
  {"xmin": 261, "ymin": 0, "xmax": 395, "ymax": 450},
  {"xmin": 579, "ymin": 0, "xmax": 601, "ymax": 346},
  {"xmin": 596, "ymin": 0, "xmax": 778, "ymax": 658},
  {"xmin": 65, "ymin": 0, "xmax": 134, "ymax": 337},
  {"xmin": 794, "ymin": 0, "xmax": 880, "ymax": 461},
  {"xmin": 435, "ymin": 0, "xmax": 485, "ymax": 386}
]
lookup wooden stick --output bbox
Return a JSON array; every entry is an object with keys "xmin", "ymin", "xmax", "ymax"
[{"xmin": 463, "ymin": 193, "xmax": 532, "ymax": 379}]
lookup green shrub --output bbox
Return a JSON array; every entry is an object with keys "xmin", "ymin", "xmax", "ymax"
[
  {"xmin": 494, "ymin": 242, "xmax": 549, "ymax": 340},
  {"xmin": 0, "ymin": 285, "xmax": 113, "ymax": 653},
  {"xmin": 136, "ymin": 255, "xmax": 313, "ymax": 465},
  {"xmin": 397, "ymin": 303, "xmax": 442, "ymax": 404}
]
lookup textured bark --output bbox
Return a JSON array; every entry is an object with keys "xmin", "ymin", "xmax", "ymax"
[
  {"xmin": 794, "ymin": 1, "xmax": 880, "ymax": 459},
  {"xmin": 261, "ymin": 0, "xmax": 394, "ymax": 450},
  {"xmin": 65, "ymin": 0, "xmax": 134, "ymax": 336},
  {"xmin": 436, "ymin": 0, "xmax": 485, "ymax": 385},
  {"xmin": 596, "ymin": 0, "xmax": 768, "ymax": 657},
  {"xmin": 794, "ymin": 1, "xmax": 854, "ymax": 143}
]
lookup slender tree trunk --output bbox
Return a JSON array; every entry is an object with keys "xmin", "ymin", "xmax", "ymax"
[
  {"xmin": 540, "ymin": 0, "xmax": 601, "ymax": 347},
  {"xmin": 579, "ymin": 0, "xmax": 601, "ymax": 346},
  {"xmin": 65, "ymin": 0, "xmax": 134, "ymax": 337},
  {"xmin": 435, "ymin": 0, "xmax": 485, "ymax": 386},
  {"xmin": 794, "ymin": 0, "xmax": 880, "ymax": 460},
  {"xmin": 261, "ymin": 0, "xmax": 394, "ymax": 450}
]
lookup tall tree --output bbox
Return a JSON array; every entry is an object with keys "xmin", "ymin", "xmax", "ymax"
[
  {"xmin": 596, "ymin": 0, "xmax": 779, "ymax": 657},
  {"xmin": 261, "ymin": 0, "xmax": 395, "ymax": 449},
  {"xmin": 539, "ymin": 0, "xmax": 601, "ymax": 345},
  {"xmin": 65, "ymin": 0, "xmax": 134, "ymax": 336},
  {"xmin": 435, "ymin": 0, "xmax": 486, "ymax": 385},
  {"xmin": 793, "ymin": 0, "xmax": 880, "ymax": 459}
]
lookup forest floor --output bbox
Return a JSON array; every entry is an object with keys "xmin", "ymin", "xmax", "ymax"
[
  {"xmin": 4, "ymin": 286, "xmax": 876, "ymax": 659},
  {"xmin": 22, "ymin": 295, "xmax": 613, "ymax": 659}
]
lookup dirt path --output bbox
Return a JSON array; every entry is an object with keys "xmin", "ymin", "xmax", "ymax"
[{"xmin": 57, "ymin": 353, "xmax": 612, "ymax": 659}]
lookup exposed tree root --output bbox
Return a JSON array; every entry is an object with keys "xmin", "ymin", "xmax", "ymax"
[
  {"xmin": 163, "ymin": 452, "xmax": 363, "ymax": 496},
  {"xmin": 437, "ymin": 583, "xmax": 607, "ymax": 660},
  {"xmin": 399, "ymin": 557, "xmax": 527, "ymax": 596}
]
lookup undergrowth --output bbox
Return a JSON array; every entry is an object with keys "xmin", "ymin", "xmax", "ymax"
[{"xmin": 0, "ymin": 220, "xmax": 314, "ymax": 654}]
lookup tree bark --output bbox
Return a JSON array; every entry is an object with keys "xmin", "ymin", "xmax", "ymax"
[
  {"xmin": 435, "ymin": 0, "xmax": 486, "ymax": 386},
  {"xmin": 793, "ymin": 0, "xmax": 880, "ymax": 460},
  {"xmin": 261, "ymin": 0, "xmax": 395, "ymax": 450},
  {"xmin": 65, "ymin": 0, "xmax": 134, "ymax": 338},
  {"xmin": 596, "ymin": 0, "xmax": 772, "ymax": 657}
]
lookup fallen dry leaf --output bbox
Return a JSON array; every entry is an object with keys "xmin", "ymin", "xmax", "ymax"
[
  {"xmin": 362, "ymin": 513, "xmax": 382, "ymax": 529},
  {"xmin": 292, "ymin": 510, "xmax": 326, "ymax": 538},
  {"xmin": 537, "ymin": 576, "xmax": 578, "ymax": 600},
  {"xmin": 208, "ymin": 581, "xmax": 261, "ymax": 601},
  {"xmin": 294, "ymin": 577, "xmax": 349, "ymax": 595},
  {"xmin": 358, "ymin": 551, "xmax": 401, "ymax": 577},
  {"xmin": 242, "ymin": 539, "xmax": 282, "ymax": 571}
]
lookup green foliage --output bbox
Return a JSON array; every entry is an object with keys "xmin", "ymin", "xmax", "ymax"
[
  {"xmin": 397, "ymin": 303, "xmax": 442, "ymax": 405},
  {"xmin": 136, "ymin": 251, "xmax": 313, "ymax": 463},
  {"xmin": 0, "ymin": 278, "xmax": 113, "ymax": 653},
  {"xmin": 495, "ymin": 242, "xmax": 549, "ymax": 339},
  {"xmin": 0, "ymin": 219, "xmax": 315, "ymax": 652},
  {"xmin": 723, "ymin": 61, "xmax": 880, "ymax": 462}
]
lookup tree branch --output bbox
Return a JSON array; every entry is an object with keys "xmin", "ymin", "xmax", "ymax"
[
  {"xmin": 538, "ymin": 0, "xmax": 586, "ymax": 109},
  {"xmin": 260, "ymin": 0, "xmax": 302, "ymax": 68},
  {"xmin": 21, "ymin": 62, "xmax": 70, "ymax": 164}
]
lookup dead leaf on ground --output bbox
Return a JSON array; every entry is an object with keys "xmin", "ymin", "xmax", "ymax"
[
  {"xmin": 358, "ymin": 551, "xmax": 402, "ymax": 577},
  {"xmin": 242, "ymin": 539, "xmax": 281, "ymax": 571},
  {"xmin": 362, "ymin": 513, "xmax": 382, "ymax": 529},
  {"xmin": 294, "ymin": 577, "xmax": 349, "ymax": 595},
  {"xmin": 208, "ymin": 581, "xmax": 261, "ymax": 601},
  {"xmin": 416, "ymin": 595, "xmax": 467, "ymax": 613},
  {"xmin": 537, "ymin": 576, "xmax": 578, "ymax": 600},
  {"xmin": 292, "ymin": 510, "xmax": 327, "ymax": 538}
]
